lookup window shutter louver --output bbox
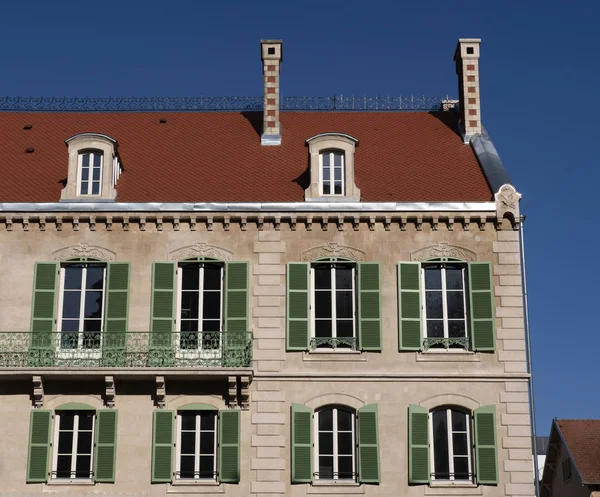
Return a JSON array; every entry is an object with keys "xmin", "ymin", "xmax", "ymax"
[
  {"xmin": 358, "ymin": 263, "xmax": 382, "ymax": 351},
  {"xmin": 103, "ymin": 263, "xmax": 130, "ymax": 367},
  {"xmin": 398, "ymin": 263, "xmax": 422, "ymax": 351},
  {"xmin": 291, "ymin": 404, "xmax": 313, "ymax": 483},
  {"xmin": 474, "ymin": 405, "xmax": 498, "ymax": 484},
  {"xmin": 358, "ymin": 404, "xmax": 380, "ymax": 483},
  {"xmin": 224, "ymin": 262, "xmax": 249, "ymax": 367},
  {"xmin": 408, "ymin": 404, "xmax": 429, "ymax": 484},
  {"xmin": 219, "ymin": 409, "xmax": 241, "ymax": 483},
  {"xmin": 149, "ymin": 263, "xmax": 176, "ymax": 367},
  {"xmin": 468, "ymin": 262, "xmax": 496, "ymax": 351},
  {"xmin": 94, "ymin": 409, "xmax": 118, "ymax": 482},
  {"xmin": 286, "ymin": 263, "xmax": 310, "ymax": 351},
  {"xmin": 26, "ymin": 409, "xmax": 52, "ymax": 483},
  {"xmin": 151, "ymin": 410, "xmax": 174, "ymax": 483},
  {"xmin": 29, "ymin": 262, "xmax": 58, "ymax": 367}
]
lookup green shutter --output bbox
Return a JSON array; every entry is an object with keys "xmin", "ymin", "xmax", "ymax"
[
  {"xmin": 291, "ymin": 404, "xmax": 312, "ymax": 483},
  {"xmin": 95, "ymin": 409, "xmax": 118, "ymax": 482},
  {"xmin": 358, "ymin": 404, "xmax": 380, "ymax": 483},
  {"xmin": 29, "ymin": 262, "xmax": 58, "ymax": 367},
  {"xmin": 398, "ymin": 263, "xmax": 422, "ymax": 351},
  {"xmin": 469, "ymin": 262, "xmax": 496, "ymax": 351},
  {"xmin": 286, "ymin": 263, "xmax": 310, "ymax": 351},
  {"xmin": 26, "ymin": 409, "xmax": 52, "ymax": 483},
  {"xmin": 219, "ymin": 409, "xmax": 241, "ymax": 483},
  {"xmin": 474, "ymin": 405, "xmax": 498, "ymax": 484},
  {"xmin": 408, "ymin": 404, "xmax": 429, "ymax": 484},
  {"xmin": 224, "ymin": 262, "xmax": 249, "ymax": 367},
  {"xmin": 358, "ymin": 263, "xmax": 382, "ymax": 351},
  {"xmin": 103, "ymin": 263, "xmax": 130, "ymax": 367},
  {"xmin": 149, "ymin": 262, "xmax": 175, "ymax": 366},
  {"xmin": 151, "ymin": 410, "xmax": 174, "ymax": 483}
]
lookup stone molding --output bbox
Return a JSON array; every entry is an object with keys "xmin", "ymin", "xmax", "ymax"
[
  {"xmin": 302, "ymin": 243, "xmax": 365, "ymax": 262},
  {"xmin": 419, "ymin": 393, "xmax": 480, "ymax": 412},
  {"xmin": 411, "ymin": 242, "xmax": 477, "ymax": 262},
  {"xmin": 168, "ymin": 394, "xmax": 225, "ymax": 411},
  {"xmin": 304, "ymin": 392, "xmax": 365, "ymax": 410},
  {"xmin": 45, "ymin": 393, "xmax": 103, "ymax": 410},
  {"xmin": 52, "ymin": 242, "xmax": 115, "ymax": 261},
  {"xmin": 495, "ymin": 184, "xmax": 522, "ymax": 225},
  {"xmin": 169, "ymin": 242, "xmax": 233, "ymax": 261}
]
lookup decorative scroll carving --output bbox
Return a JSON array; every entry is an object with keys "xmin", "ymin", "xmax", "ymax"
[
  {"xmin": 228, "ymin": 376, "xmax": 238, "ymax": 408},
  {"xmin": 105, "ymin": 376, "xmax": 115, "ymax": 409},
  {"xmin": 411, "ymin": 242, "xmax": 476, "ymax": 262},
  {"xmin": 495, "ymin": 183, "xmax": 522, "ymax": 223},
  {"xmin": 52, "ymin": 243, "xmax": 115, "ymax": 261},
  {"xmin": 239, "ymin": 376, "xmax": 250, "ymax": 410},
  {"xmin": 169, "ymin": 242, "xmax": 233, "ymax": 262},
  {"xmin": 302, "ymin": 243, "xmax": 365, "ymax": 262},
  {"xmin": 156, "ymin": 376, "xmax": 166, "ymax": 409},
  {"xmin": 33, "ymin": 375, "xmax": 44, "ymax": 408}
]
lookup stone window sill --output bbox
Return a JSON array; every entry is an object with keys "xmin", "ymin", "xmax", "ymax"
[
  {"xmin": 47, "ymin": 479, "xmax": 94, "ymax": 485},
  {"xmin": 168, "ymin": 481, "xmax": 224, "ymax": 494},
  {"xmin": 303, "ymin": 351, "xmax": 367, "ymax": 362},
  {"xmin": 416, "ymin": 350, "xmax": 480, "ymax": 363},
  {"xmin": 424, "ymin": 481, "xmax": 481, "ymax": 496},
  {"xmin": 308, "ymin": 481, "xmax": 364, "ymax": 494}
]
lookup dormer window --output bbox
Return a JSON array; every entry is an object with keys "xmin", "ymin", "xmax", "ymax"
[
  {"xmin": 320, "ymin": 150, "xmax": 344, "ymax": 196},
  {"xmin": 78, "ymin": 150, "xmax": 103, "ymax": 196},
  {"xmin": 305, "ymin": 133, "xmax": 360, "ymax": 201},
  {"xmin": 61, "ymin": 133, "xmax": 121, "ymax": 201}
]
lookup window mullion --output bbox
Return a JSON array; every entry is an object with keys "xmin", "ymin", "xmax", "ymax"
[
  {"xmin": 219, "ymin": 265, "xmax": 224, "ymax": 333},
  {"xmin": 175, "ymin": 414, "xmax": 182, "ymax": 479},
  {"xmin": 176, "ymin": 267, "xmax": 182, "ymax": 333},
  {"xmin": 462, "ymin": 267, "xmax": 468, "ymax": 335},
  {"xmin": 331, "ymin": 266, "xmax": 337, "ymax": 339},
  {"xmin": 333, "ymin": 409, "xmax": 338, "ymax": 480},
  {"xmin": 446, "ymin": 410, "xmax": 454, "ymax": 481},
  {"xmin": 78, "ymin": 267, "xmax": 87, "ymax": 350},
  {"xmin": 441, "ymin": 267, "xmax": 449, "ymax": 339},
  {"xmin": 341, "ymin": 153, "xmax": 345, "ymax": 195},
  {"xmin": 194, "ymin": 414, "xmax": 201, "ymax": 479},
  {"xmin": 213, "ymin": 413, "xmax": 218, "ymax": 480},
  {"xmin": 71, "ymin": 414, "xmax": 79, "ymax": 478},
  {"xmin": 466, "ymin": 413, "xmax": 473, "ymax": 480},
  {"xmin": 198, "ymin": 265, "xmax": 204, "ymax": 339},
  {"xmin": 351, "ymin": 266, "xmax": 356, "ymax": 340}
]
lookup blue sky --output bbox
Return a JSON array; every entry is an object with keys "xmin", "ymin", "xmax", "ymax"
[{"xmin": 1, "ymin": 0, "xmax": 598, "ymax": 433}]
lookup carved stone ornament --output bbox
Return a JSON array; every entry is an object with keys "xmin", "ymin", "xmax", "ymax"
[
  {"xmin": 411, "ymin": 242, "xmax": 476, "ymax": 262},
  {"xmin": 169, "ymin": 242, "xmax": 233, "ymax": 262},
  {"xmin": 52, "ymin": 243, "xmax": 115, "ymax": 261},
  {"xmin": 301, "ymin": 243, "xmax": 365, "ymax": 262},
  {"xmin": 495, "ymin": 183, "xmax": 522, "ymax": 220}
]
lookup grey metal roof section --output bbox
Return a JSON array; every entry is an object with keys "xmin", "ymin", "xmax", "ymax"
[{"xmin": 470, "ymin": 126, "xmax": 512, "ymax": 193}]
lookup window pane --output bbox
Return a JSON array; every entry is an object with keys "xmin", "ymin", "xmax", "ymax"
[
  {"xmin": 432, "ymin": 410, "xmax": 449, "ymax": 477},
  {"xmin": 337, "ymin": 410, "xmax": 352, "ymax": 431},
  {"xmin": 180, "ymin": 455, "xmax": 195, "ymax": 478},
  {"xmin": 322, "ymin": 154, "xmax": 330, "ymax": 167},
  {"xmin": 81, "ymin": 154, "xmax": 90, "ymax": 168},
  {"xmin": 80, "ymin": 181, "xmax": 88, "ymax": 194},
  {"xmin": 319, "ymin": 409, "xmax": 333, "ymax": 431},
  {"xmin": 453, "ymin": 456, "xmax": 469, "ymax": 479},
  {"xmin": 77, "ymin": 431, "xmax": 93, "ymax": 454},
  {"xmin": 84, "ymin": 292, "xmax": 103, "ymax": 318},
  {"xmin": 181, "ymin": 292, "xmax": 199, "ymax": 319},
  {"xmin": 452, "ymin": 411, "xmax": 467, "ymax": 432},
  {"xmin": 334, "ymin": 167, "xmax": 342, "ymax": 181},
  {"xmin": 334, "ymin": 182, "xmax": 342, "ymax": 195},
  {"xmin": 62, "ymin": 292, "xmax": 81, "ymax": 319},
  {"xmin": 333, "ymin": 153, "xmax": 342, "ymax": 167},
  {"xmin": 59, "ymin": 413, "xmax": 74, "ymax": 430},
  {"xmin": 447, "ymin": 291, "xmax": 465, "ymax": 319},
  {"xmin": 336, "ymin": 320, "xmax": 354, "ymax": 338},
  {"xmin": 200, "ymin": 432, "xmax": 214, "ymax": 453},
  {"xmin": 92, "ymin": 168, "xmax": 101, "ymax": 181},
  {"xmin": 91, "ymin": 182, "xmax": 100, "ymax": 195},
  {"xmin": 182, "ymin": 265, "xmax": 199, "ymax": 290},
  {"xmin": 203, "ymin": 292, "xmax": 221, "ymax": 319},
  {"xmin": 314, "ymin": 292, "xmax": 332, "ymax": 318},
  {"xmin": 64, "ymin": 266, "xmax": 83, "ymax": 290},
  {"xmin": 81, "ymin": 168, "xmax": 89, "ymax": 181},
  {"xmin": 75, "ymin": 455, "xmax": 91, "ymax": 476},
  {"xmin": 323, "ymin": 183, "xmax": 331, "ymax": 195},
  {"xmin": 57, "ymin": 431, "xmax": 73, "ymax": 454},
  {"xmin": 93, "ymin": 153, "xmax": 102, "ymax": 168},
  {"xmin": 319, "ymin": 432, "xmax": 334, "ymax": 454},
  {"xmin": 424, "ymin": 266, "xmax": 442, "ymax": 289},
  {"xmin": 338, "ymin": 432, "xmax": 353, "ymax": 455},
  {"xmin": 425, "ymin": 292, "xmax": 443, "ymax": 318},
  {"xmin": 319, "ymin": 456, "xmax": 334, "ymax": 479},
  {"xmin": 181, "ymin": 430, "xmax": 195, "ymax": 454},
  {"xmin": 181, "ymin": 320, "xmax": 199, "ymax": 332},
  {"xmin": 201, "ymin": 412, "xmax": 215, "ymax": 430},
  {"xmin": 314, "ymin": 266, "xmax": 331, "ymax": 289},
  {"xmin": 448, "ymin": 321, "xmax": 466, "ymax": 338},
  {"xmin": 322, "ymin": 167, "xmax": 330, "ymax": 181},
  {"xmin": 199, "ymin": 456, "xmax": 214, "ymax": 478},
  {"xmin": 335, "ymin": 267, "xmax": 353, "ymax": 289},
  {"xmin": 203, "ymin": 265, "xmax": 222, "ymax": 290},
  {"xmin": 315, "ymin": 320, "xmax": 332, "ymax": 338},
  {"xmin": 426, "ymin": 320, "xmax": 444, "ymax": 338},
  {"xmin": 78, "ymin": 412, "xmax": 94, "ymax": 430},
  {"xmin": 85, "ymin": 266, "xmax": 104, "ymax": 290},
  {"xmin": 181, "ymin": 414, "xmax": 195, "ymax": 431},
  {"xmin": 452, "ymin": 433, "xmax": 468, "ymax": 456},
  {"xmin": 445, "ymin": 267, "xmax": 464, "ymax": 290},
  {"xmin": 338, "ymin": 456, "xmax": 353, "ymax": 479},
  {"xmin": 202, "ymin": 322, "xmax": 221, "ymax": 334},
  {"xmin": 56, "ymin": 455, "xmax": 71, "ymax": 477},
  {"xmin": 336, "ymin": 291, "xmax": 353, "ymax": 318}
]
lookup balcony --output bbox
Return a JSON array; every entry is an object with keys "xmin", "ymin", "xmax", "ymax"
[{"xmin": 0, "ymin": 331, "xmax": 253, "ymax": 370}]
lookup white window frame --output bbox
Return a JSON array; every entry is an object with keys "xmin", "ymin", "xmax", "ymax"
[
  {"xmin": 56, "ymin": 263, "xmax": 107, "ymax": 359},
  {"xmin": 175, "ymin": 262, "xmax": 224, "ymax": 360},
  {"xmin": 51, "ymin": 411, "xmax": 95, "ymax": 482},
  {"xmin": 77, "ymin": 151, "xmax": 103, "ymax": 196},
  {"xmin": 313, "ymin": 407, "xmax": 356, "ymax": 482},
  {"xmin": 319, "ymin": 150, "xmax": 345, "ymax": 196},
  {"xmin": 421, "ymin": 263, "xmax": 469, "ymax": 346},
  {"xmin": 310, "ymin": 262, "xmax": 357, "ymax": 350},
  {"xmin": 428, "ymin": 408, "xmax": 473, "ymax": 483},
  {"xmin": 175, "ymin": 411, "xmax": 218, "ymax": 482}
]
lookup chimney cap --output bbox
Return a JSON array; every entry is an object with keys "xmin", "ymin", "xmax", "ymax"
[
  {"xmin": 454, "ymin": 38, "xmax": 481, "ymax": 61},
  {"xmin": 261, "ymin": 39, "xmax": 283, "ymax": 62}
]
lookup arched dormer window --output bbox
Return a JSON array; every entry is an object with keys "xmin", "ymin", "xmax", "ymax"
[
  {"xmin": 305, "ymin": 133, "xmax": 360, "ymax": 201},
  {"xmin": 61, "ymin": 133, "xmax": 121, "ymax": 201}
]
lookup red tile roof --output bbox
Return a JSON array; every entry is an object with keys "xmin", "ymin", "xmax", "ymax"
[
  {"xmin": 0, "ymin": 111, "xmax": 492, "ymax": 203},
  {"xmin": 557, "ymin": 419, "xmax": 600, "ymax": 483}
]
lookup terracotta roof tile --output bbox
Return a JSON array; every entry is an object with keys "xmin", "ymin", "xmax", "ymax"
[
  {"xmin": 0, "ymin": 111, "xmax": 492, "ymax": 203},
  {"xmin": 557, "ymin": 419, "xmax": 600, "ymax": 483}
]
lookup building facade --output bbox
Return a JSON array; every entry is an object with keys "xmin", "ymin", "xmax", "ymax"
[{"xmin": 0, "ymin": 38, "xmax": 536, "ymax": 496}]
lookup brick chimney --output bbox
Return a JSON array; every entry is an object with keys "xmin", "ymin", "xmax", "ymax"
[
  {"xmin": 454, "ymin": 38, "xmax": 482, "ymax": 142},
  {"xmin": 260, "ymin": 40, "xmax": 283, "ymax": 146}
]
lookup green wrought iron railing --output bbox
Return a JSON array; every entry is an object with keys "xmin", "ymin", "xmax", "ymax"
[
  {"xmin": 422, "ymin": 337, "xmax": 470, "ymax": 351},
  {"xmin": 0, "ymin": 331, "xmax": 253, "ymax": 368},
  {"xmin": 310, "ymin": 337, "xmax": 358, "ymax": 351}
]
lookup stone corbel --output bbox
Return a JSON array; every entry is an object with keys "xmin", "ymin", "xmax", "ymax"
[
  {"xmin": 228, "ymin": 376, "xmax": 238, "ymax": 408},
  {"xmin": 156, "ymin": 217, "xmax": 163, "ymax": 231},
  {"xmin": 353, "ymin": 216, "xmax": 360, "ymax": 231},
  {"xmin": 306, "ymin": 216, "xmax": 313, "ymax": 231},
  {"xmin": 223, "ymin": 216, "xmax": 230, "ymax": 231},
  {"xmin": 447, "ymin": 217, "xmax": 454, "ymax": 232},
  {"xmin": 156, "ymin": 376, "xmax": 166, "ymax": 409},
  {"xmin": 321, "ymin": 217, "xmax": 328, "ymax": 231},
  {"xmin": 140, "ymin": 217, "xmax": 146, "ymax": 231},
  {"xmin": 190, "ymin": 217, "xmax": 197, "ymax": 231},
  {"xmin": 5, "ymin": 217, "xmax": 12, "ymax": 231},
  {"xmin": 290, "ymin": 216, "xmax": 297, "ymax": 231},
  {"xmin": 123, "ymin": 216, "xmax": 129, "ymax": 231},
  {"xmin": 89, "ymin": 216, "xmax": 96, "ymax": 231},
  {"xmin": 274, "ymin": 216, "xmax": 281, "ymax": 231},
  {"xmin": 105, "ymin": 376, "xmax": 115, "ymax": 409},
  {"xmin": 368, "ymin": 216, "xmax": 375, "ymax": 231},
  {"xmin": 257, "ymin": 216, "xmax": 264, "ymax": 231},
  {"xmin": 478, "ymin": 217, "xmax": 486, "ymax": 231},
  {"xmin": 33, "ymin": 375, "xmax": 44, "ymax": 408},
  {"xmin": 173, "ymin": 217, "xmax": 180, "ymax": 231},
  {"xmin": 463, "ymin": 217, "xmax": 470, "ymax": 231},
  {"xmin": 240, "ymin": 216, "xmax": 247, "ymax": 231},
  {"xmin": 73, "ymin": 216, "xmax": 79, "ymax": 231},
  {"xmin": 39, "ymin": 217, "xmax": 46, "ymax": 231},
  {"xmin": 239, "ymin": 376, "xmax": 250, "ymax": 410},
  {"xmin": 55, "ymin": 216, "xmax": 63, "ymax": 231},
  {"xmin": 206, "ymin": 217, "xmax": 213, "ymax": 231},
  {"xmin": 400, "ymin": 216, "xmax": 407, "ymax": 231},
  {"xmin": 336, "ymin": 217, "xmax": 344, "ymax": 231},
  {"xmin": 106, "ymin": 216, "xmax": 112, "ymax": 231},
  {"xmin": 416, "ymin": 216, "xmax": 423, "ymax": 231},
  {"xmin": 384, "ymin": 216, "xmax": 391, "ymax": 231},
  {"xmin": 431, "ymin": 216, "xmax": 438, "ymax": 231},
  {"xmin": 22, "ymin": 217, "xmax": 29, "ymax": 231}
]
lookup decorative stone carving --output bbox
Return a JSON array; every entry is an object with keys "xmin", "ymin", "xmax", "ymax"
[
  {"xmin": 33, "ymin": 375, "xmax": 44, "ymax": 408},
  {"xmin": 302, "ymin": 243, "xmax": 365, "ymax": 262},
  {"xmin": 156, "ymin": 376, "xmax": 166, "ymax": 409},
  {"xmin": 169, "ymin": 242, "xmax": 233, "ymax": 262},
  {"xmin": 52, "ymin": 243, "xmax": 115, "ymax": 261},
  {"xmin": 411, "ymin": 242, "xmax": 476, "ymax": 262},
  {"xmin": 239, "ymin": 376, "xmax": 250, "ymax": 410},
  {"xmin": 495, "ymin": 183, "xmax": 522, "ymax": 222},
  {"xmin": 105, "ymin": 376, "xmax": 115, "ymax": 409},
  {"xmin": 228, "ymin": 376, "xmax": 238, "ymax": 408}
]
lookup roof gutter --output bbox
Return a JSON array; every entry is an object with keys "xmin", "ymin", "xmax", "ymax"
[{"xmin": 0, "ymin": 201, "xmax": 496, "ymax": 213}]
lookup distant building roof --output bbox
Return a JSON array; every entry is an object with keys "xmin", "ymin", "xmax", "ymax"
[{"xmin": 557, "ymin": 419, "xmax": 600, "ymax": 484}]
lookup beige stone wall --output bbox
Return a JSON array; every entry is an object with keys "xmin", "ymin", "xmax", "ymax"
[{"xmin": 0, "ymin": 213, "xmax": 534, "ymax": 496}]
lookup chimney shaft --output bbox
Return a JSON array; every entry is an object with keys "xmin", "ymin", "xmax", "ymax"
[
  {"xmin": 261, "ymin": 40, "xmax": 283, "ymax": 146},
  {"xmin": 454, "ymin": 38, "xmax": 482, "ymax": 141}
]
